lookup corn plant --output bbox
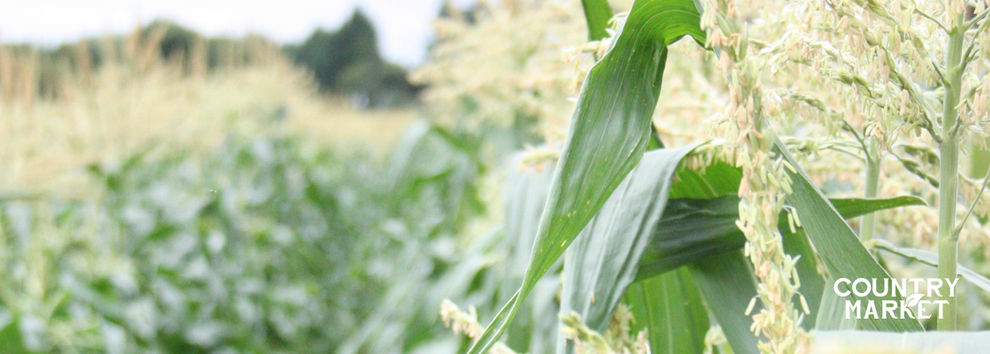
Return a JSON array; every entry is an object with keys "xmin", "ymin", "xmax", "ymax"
[
  {"xmin": 0, "ymin": 124, "xmax": 499, "ymax": 353},
  {"xmin": 461, "ymin": 0, "xmax": 990, "ymax": 353}
]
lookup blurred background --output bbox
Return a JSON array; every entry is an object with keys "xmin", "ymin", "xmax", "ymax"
[
  {"xmin": 5, "ymin": 0, "xmax": 990, "ymax": 353},
  {"xmin": 0, "ymin": 0, "xmax": 604, "ymax": 352}
]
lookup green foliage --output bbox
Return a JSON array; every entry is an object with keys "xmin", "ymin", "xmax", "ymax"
[
  {"xmin": 0, "ymin": 123, "xmax": 491, "ymax": 353},
  {"xmin": 497, "ymin": 156, "xmax": 560, "ymax": 354},
  {"xmin": 638, "ymin": 194, "xmax": 926, "ymax": 279},
  {"xmin": 287, "ymin": 12, "xmax": 378, "ymax": 92},
  {"xmin": 626, "ymin": 269, "xmax": 709, "ymax": 354},
  {"xmin": 467, "ymin": 1, "xmax": 705, "ymax": 352},
  {"xmin": 580, "ymin": 0, "xmax": 615, "ymax": 41},
  {"xmin": 558, "ymin": 146, "xmax": 697, "ymax": 353},
  {"xmin": 873, "ymin": 240, "xmax": 990, "ymax": 294},
  {"xmin": 660, "ymin": 156, "xmax": 761, "ymax": 354},
  {"xmin": 773, "ymin": 138, "xmax": 925, "ymax": 332}
]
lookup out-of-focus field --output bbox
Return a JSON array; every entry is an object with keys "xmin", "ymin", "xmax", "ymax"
[
  {"xmin": 5, "ymin": 1, "xmax": 990, "ymax": 353},
  {"xmin": 1, "ymin": 49, "xmax": 416, "ymax": 197},
  {"xmin": 0, "ymin": 28, "xmax": 466, "ymax": 354}
]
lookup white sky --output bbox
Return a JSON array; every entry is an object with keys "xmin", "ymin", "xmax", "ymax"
[{"xmin": 0, "ymin": 0, "xmax": 475, "ymax": 68}]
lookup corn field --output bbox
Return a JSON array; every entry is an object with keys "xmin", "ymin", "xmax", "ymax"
[{"xmin": 3, "ymin": 0, "xmax": 990, "ymax": 353}]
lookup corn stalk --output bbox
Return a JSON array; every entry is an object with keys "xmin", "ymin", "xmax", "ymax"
[
  {"xmin": 860, "ymin": 138, "xmax": 881, "ymax": 243},
  {"xmin": 937, "ymin": 9, "xmax": 966, "ymax": 331}
]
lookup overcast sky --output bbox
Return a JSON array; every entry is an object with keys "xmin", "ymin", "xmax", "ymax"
[{"xmin": 0, "ymin": 0, "xmax": 475, "ymax": 68}]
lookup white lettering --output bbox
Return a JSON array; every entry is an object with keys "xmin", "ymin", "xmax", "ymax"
[
  {"xmin": 865, "ymin": 301, "xmax": 878, "ymax": 319},
  {"xmin": 845, "ymin": 300, "xmax": 861, "ymax": 319},
  {"xmin": 834, "ymin": 278, "xmax": 851, "ymax": 297},
  {"xmin": 881, "ymin": 300, "xmax": 897, "ymax": 319},
  {"xmin": 929, "ymin": 278, "xmax": 943, "ymax": 297},
  {"xmin": 947, "ymin": 278, "xmax": 960, "ymax": 297},
  {"xmin": 933, "ymin": 300, "xmax": 949, "ymax": 319},
  {"xmin": 852, "ymin": 278, "xmax": 870, "ymax": 297}
]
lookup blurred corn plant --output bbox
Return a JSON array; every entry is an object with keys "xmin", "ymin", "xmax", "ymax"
[
  {"xmin": 0, "ymin": 121, "xmax": 511, "ymax": 353},
  {"xmin": 410, "ymin": 0, "xmax": 594, "ymax": 145}
]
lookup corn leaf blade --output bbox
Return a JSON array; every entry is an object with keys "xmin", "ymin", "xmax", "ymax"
[
  {"xmin": 556, "ymin": 146, "xmax": 697, "ymax": 353},
  {"xmin": 666, "ymin": 161, "xmax": 761, "ymax": 354},
  {"xmin": 466, "ymin": 0, "xmax": 705, "ymax": 352},
  {"xmin": 873, "ymin": 240, "xmax": 990, "ymax": 294},
  {"xmin": 627, "ymin": 269, "xmax": 709, "ymax": 354},
  {"xmin": 690, "ymin": 252, "xmax": 762, "ymax": 354},
  {"xmin": 500, "ymin": 155, "xmax": 560, "ymax": 353},
  {"xmin": 637, "ymin": 195, "xmax": 927, "ymax": 279},
  {"xmin": 815, "ymin": 278, "xmax": 858, "ymax": 330},
  {"xmin": 773, "ymin": 138, "xmax": 925, "ymax": 332},
  {"xmin": 581, "ymin": 0, "xmax": 615, "ymax": 41}
]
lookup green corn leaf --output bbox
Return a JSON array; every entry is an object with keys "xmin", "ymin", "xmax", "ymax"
[
  {"xmin": 664, "ymin": 159, "xmax": 821, "ymax": 352},
  {"xmin": 500, "ymin": 155, "xmax": 562, "ymax": 353},
  {"xmin": 773, "ymin": 137, "xmax": 925, "ymax": 332},
  {"xmin": 637, "ymin": 195, "xmax": 927, "ymax": 279},
  {"xmin": 549, "ymin": 158, "xmax": 920, "ymax": 351},
  {"xmin": 690, "ymin": 252, "xmax": 762, "ymax": 354},
  {"xmin": 666, "ymin": 160, "xmax": 761, "ymax": 354},
  {"xmin": 466, "ymin": 0, "xmax": 705, "ymax": 352},
  {"xmin": 500, "ymin": 155, "xmax": 556, "ymax": 302},
  {"xmin": 556, "ymin": 146, "xmax": 697, "ymax": 353},
  {"xmin": 828, "ymin": 196, "xmax": 926, "ymax": 219},
  {"xmin": 637, "ymin": 196, "xmax": 743, "ymax": 279},
  {"xmin": 623, "ymin": 90, "xmax": 705, "ymax": 354},
  {"xmin": 816, "ymin": 278, "xmax": 857, "ymax": 330},
  {"xmin": 626, "ymin": 269, "xmax": 709, "ymax": 354},
  {"xmin": 634, "ymin": 154, "xmax": 921, "ymax": 350},
  {"xmin": 873, "ymin": 239, "xmax": 990, "ymax": 294},
  {"xmin": 581, "ymin": 0, "xmax": 615, "ymax": 41}
]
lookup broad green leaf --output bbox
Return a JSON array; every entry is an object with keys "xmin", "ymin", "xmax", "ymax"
[
  {"xmin": 626, "ymin": 269, "xmax": 709, "ymax": 354},
  {"xmin": 643, "ymin": 155, "xmax": 923, "ymax": 350},
  {"xmin": 828, "ymin": 196, "xmax": 926, "ymax": 219},
  {"xmin": 466, "ymin": 0, "xmax": 705, "ymax": 352},
  {"xmin": 668, "ymin": 160, "xmax": 743, "ymax": 199},
  {"xmin": 500, "ymin": 155, "xmax": 555, "ymax": 302},
  {"xmin": 500, "ymin": 155, "xmax": 560, "ymax": 353},
  {"xmin": 556, "ymin": 146, "xmax": 696, "ymax": 353},
  {"xmin": 690, "ymin": 252, "xmax": 761, "ymax": 354},
  {"xmin": 581, "ymin": 0, "xmax": 615, "ymax": 41},
  {"xmin": 623, "ymin": 93, "xmax": 706, "ymax": 354},
  {"xmin": 815, "ymin": 278, "xmax": 857, "ymax": 330},
  {"xmin": 637, "ymin": 195, "xmax": 926, "ymax": 279},
  {"xmin": 637, "ymin": 196, "xmax": 743, "ymax": 278},
  {"xmin": 811, "ymin": 330, "xmax": 990, "ymax": 353},
  {"xmin": 773, "ymin": 138, "xmax": 924, "ymax": 332},
  {"xmin": 546, "ymin": 163, "xmax": 917, "ymax": 352},
  {"xmin": 665, "ymin": 161, "xmax": 761, "ymax": 354},
  {"xmin": 782, "ymin": 227, "xmax": 826, "ymax": 328},
  {"xmin": 873, "ymin": 240, "xmax": 990, "ymax": 294},
  {"xmin": 663, "ymin": 159, "xmax": 820, "ymax": 351}
]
